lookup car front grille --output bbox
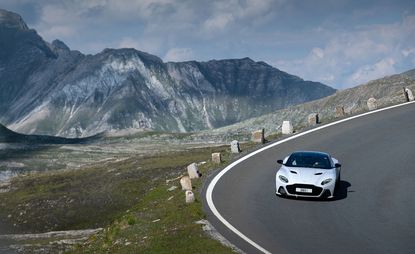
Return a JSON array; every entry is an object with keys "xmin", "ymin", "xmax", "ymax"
[{"xmin": 286, "ymin": 184, "xmax": 323, "ymax": 196}]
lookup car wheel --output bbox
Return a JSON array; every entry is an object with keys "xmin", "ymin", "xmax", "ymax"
[{"xmin": 334, "ymin": 172, "xmax": 341, "ymax": 196}]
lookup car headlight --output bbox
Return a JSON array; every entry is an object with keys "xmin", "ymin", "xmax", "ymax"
[
  {"xmin": 278, "ymin": 175, "xmax": 289, "ymax": 183},
  {"xmin": 321, "ymin": 178, "xmax": 333, "ymax": 185}
]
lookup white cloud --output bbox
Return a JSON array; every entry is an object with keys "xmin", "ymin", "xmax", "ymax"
[
  {"xmin": 41, "ymin": 25, "xmax": 76, "ymax": 38},
  {"xmin": 202, "ymin": 0, "xmax": 281, "ymax": 36},
  {"xmin": 347, "ymin": 58, "xmax": 396, "ymax": 85},
  {"xmin": 104, "ymin": 0, "xmax": 176, "ymax": 19},
  {"xmin": 35, "ymin": 4, "xmax": 79, "ymax": 40},
  {"xmin": 275, "ymin": 15, "xmax": 415, "ymax": 88},
  {"xmin": 203, "ymin": 13, "xmax": 234, "ymax": 32},
  {"xmin": 311, "ymin": 47, "xmax": 324, "ymax": 59},
  {"xmin": 402, "ymin": 48, "xmax": 415, "ymax": 57},
  {"xmin": 164, "ymin": 48, "xmax": 194, "ymax": 62}
]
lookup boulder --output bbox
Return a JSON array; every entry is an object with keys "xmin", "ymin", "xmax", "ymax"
[
  {"xmin": 335, "ymin": 105, "xmax": 345, "ymax": 117},
  {"xmin": 281, "ymin": 121, "xmax": 293, "ymax": 134},
  {"xmin": 308, "ymin": 113, "xmax": 319, "ymax": 126},
  {"xmin": 185, "ymin": 190, "xmax": 195, "ymax": 203},
  {"xmin": 367, "ymin": 98, "xmax": 377, "ymax": 110},
  {"xmin": 212, "ymin": 152, "xmax": 222, "ymax": 164},
  {"xmin": 230, "ymin": 140, "xmax": 241, "ymax": 153},
  {"xmin": 251, "ymin": 129, "xmax": 265, "ymax": 143},
  {"xmin": 180, "ymin": 176, "xmax": 192, "ymax": 191},
  {"xmin": 404, "ymin": 88, "xmax": 414, "ymax": 101},
  {"xmin": 187, "ymin": 163, "xmax": 200, "ymax": 179}
]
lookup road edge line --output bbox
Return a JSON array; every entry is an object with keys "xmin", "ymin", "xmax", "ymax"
[{"xmin": 205, "ymin": 101, "xmax": 415, "ymax": 254}]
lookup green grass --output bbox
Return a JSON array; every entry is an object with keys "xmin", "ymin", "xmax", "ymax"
[
  {"xmin": 68, "ymin": 143, "xmax": 258, "ymax": 253},
  {"xmin": 73, "ymin": 184, "xmax": 231, "ymax": 253},
  {"xmin": 0, "ymin": 146, "xmax": 228, "ymax": 233},
  {"xmin": 0, "ymin": 142, "xmax": 257, "ymax": 253}
]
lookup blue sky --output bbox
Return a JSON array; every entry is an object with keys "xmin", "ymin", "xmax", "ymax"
[{"xmin": 2, "ymin": 0, "xmax": 415, "ymax": 88}]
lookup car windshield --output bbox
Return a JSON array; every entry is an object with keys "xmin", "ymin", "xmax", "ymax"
[{"xmin": 285, "ymin": 152, "xmax": 332, "ymax": 169}]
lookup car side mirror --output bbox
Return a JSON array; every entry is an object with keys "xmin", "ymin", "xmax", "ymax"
[
  {"xmin": 277, "ymin": 159, "xmax": 284, "ymax": 165},
  {"xmin": 335, "ymin": 163, "xmax": 341, "ymax": 168}
]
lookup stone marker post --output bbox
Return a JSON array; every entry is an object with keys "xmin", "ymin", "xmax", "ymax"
[
  {"xmin": 212, "ymin": 153, "xmax": 222, "ymax": 164},
  {"xmin": 404, "ymin": 87, "xmax": 414, "ymax": 101},
  {"xmin": 230, "ymin": 140, "xmax": 241, "ymax": 153},
  {"xmin": 404, "ymin": 87, "xmax": 410, "ymax": 102},
  {"xmin": 185, "ymin": 190, "xmax": 195, "ymax": 203},
  {"xmin": 367, "ymin": 98, "xmax": 377, "ymax": 111},
  {"xmin": 187, "ymin": 163, "xmax": 200, "ymax": 179},
  {"xmin": 180, "ymin": 176, "xmax": 192, "ymax": 191},
  {"xmin": 308, "ymin": 113, "xmax": 319, "ymax": 126},
  {"xmin": 282, "ymin": 121, "xmax": 293, "ymax": 134},
  {"xmin": 251, "ymin": 129, "xmax": 265, "ymax": 143}
]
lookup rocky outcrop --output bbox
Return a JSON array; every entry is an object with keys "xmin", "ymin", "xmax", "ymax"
[
  {"xmin": 367, "ymin": 98, "xmax": 377, "ymax": 110},
  {"xmin": 0, "ymin": 9, "xmax": 28, "ymax": 30}
]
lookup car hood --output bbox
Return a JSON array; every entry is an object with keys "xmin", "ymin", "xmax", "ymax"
[{"xmin": 278, "ymin": 166, "xmax": 335, "ymax": 185}]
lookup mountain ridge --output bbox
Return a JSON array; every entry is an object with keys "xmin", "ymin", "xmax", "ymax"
[{"xmin": 0, "ymin": 8, "xmax": 336, "ymax": 137}]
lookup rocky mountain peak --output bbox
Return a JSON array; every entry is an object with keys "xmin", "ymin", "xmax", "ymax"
[
  {"xmin": 99, "ymin": 48, "xmax": 163, "ymax": 64},
  {"xmin": 51, "ymin": 39, "xmax": 70, "ymax": 52},
  {"xmin": 0, "ymin": 9, "xmax": 29, "ymax": 30}
]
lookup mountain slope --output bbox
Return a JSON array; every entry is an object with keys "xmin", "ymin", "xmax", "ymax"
[
  {"xmin": 0, "ymin": 9, "xmax": 335, "ymax": 137},
  {"xmin": 203, "ymin": 70, "xmax": 415, "ymax": 139},
  {"xmin": 403, "ymin": 68, "xmax": 415, "ymax": 80}
]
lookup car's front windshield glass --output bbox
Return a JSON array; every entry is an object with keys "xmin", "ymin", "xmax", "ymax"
[{"xmin": 285, "ymin": 153, "xmax": 332, "ymax": 169}]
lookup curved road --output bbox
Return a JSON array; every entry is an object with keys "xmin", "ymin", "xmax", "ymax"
[{"xmin": 204, "ymin": 102, "xmax": 415, "ymax": 254}]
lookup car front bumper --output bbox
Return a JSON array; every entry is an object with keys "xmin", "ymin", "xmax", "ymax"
[{"xmin": 276, "ymin": 181, "xmax": 335, "ymax": 198}]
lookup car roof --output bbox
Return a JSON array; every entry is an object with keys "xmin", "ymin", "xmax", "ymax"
[{"xmin": 291, "ymin": 151, "xmax": 330, "ymax": 157}]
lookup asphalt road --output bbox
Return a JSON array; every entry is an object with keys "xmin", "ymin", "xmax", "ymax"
[{"xmin": 204, "ymin": 102, "xmax": 415, "ymax": 254}]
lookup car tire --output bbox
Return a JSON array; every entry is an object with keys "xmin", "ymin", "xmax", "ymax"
[{"xmin": 334, "ymin": 172, "xmax": 341, "ymax": 196}]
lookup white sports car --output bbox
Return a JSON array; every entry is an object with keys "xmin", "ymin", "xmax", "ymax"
[{"xmin": 275, "ymin": 151, "xmax": 341, "ymax": 199}]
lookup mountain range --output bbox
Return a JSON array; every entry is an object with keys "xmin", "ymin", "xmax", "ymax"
[{"xmin": 0, "ymin": 9, "xmax": 335, "ymax": 137}]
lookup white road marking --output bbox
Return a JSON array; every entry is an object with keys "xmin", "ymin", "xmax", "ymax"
[{"xmin": 206, "ymin": 100, "xmax": 415, "ymax": 254}]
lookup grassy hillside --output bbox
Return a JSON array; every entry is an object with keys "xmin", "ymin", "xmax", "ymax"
[{"xmin": 0, "ymin": 141, "xmax": 259, "ymax": 253}]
